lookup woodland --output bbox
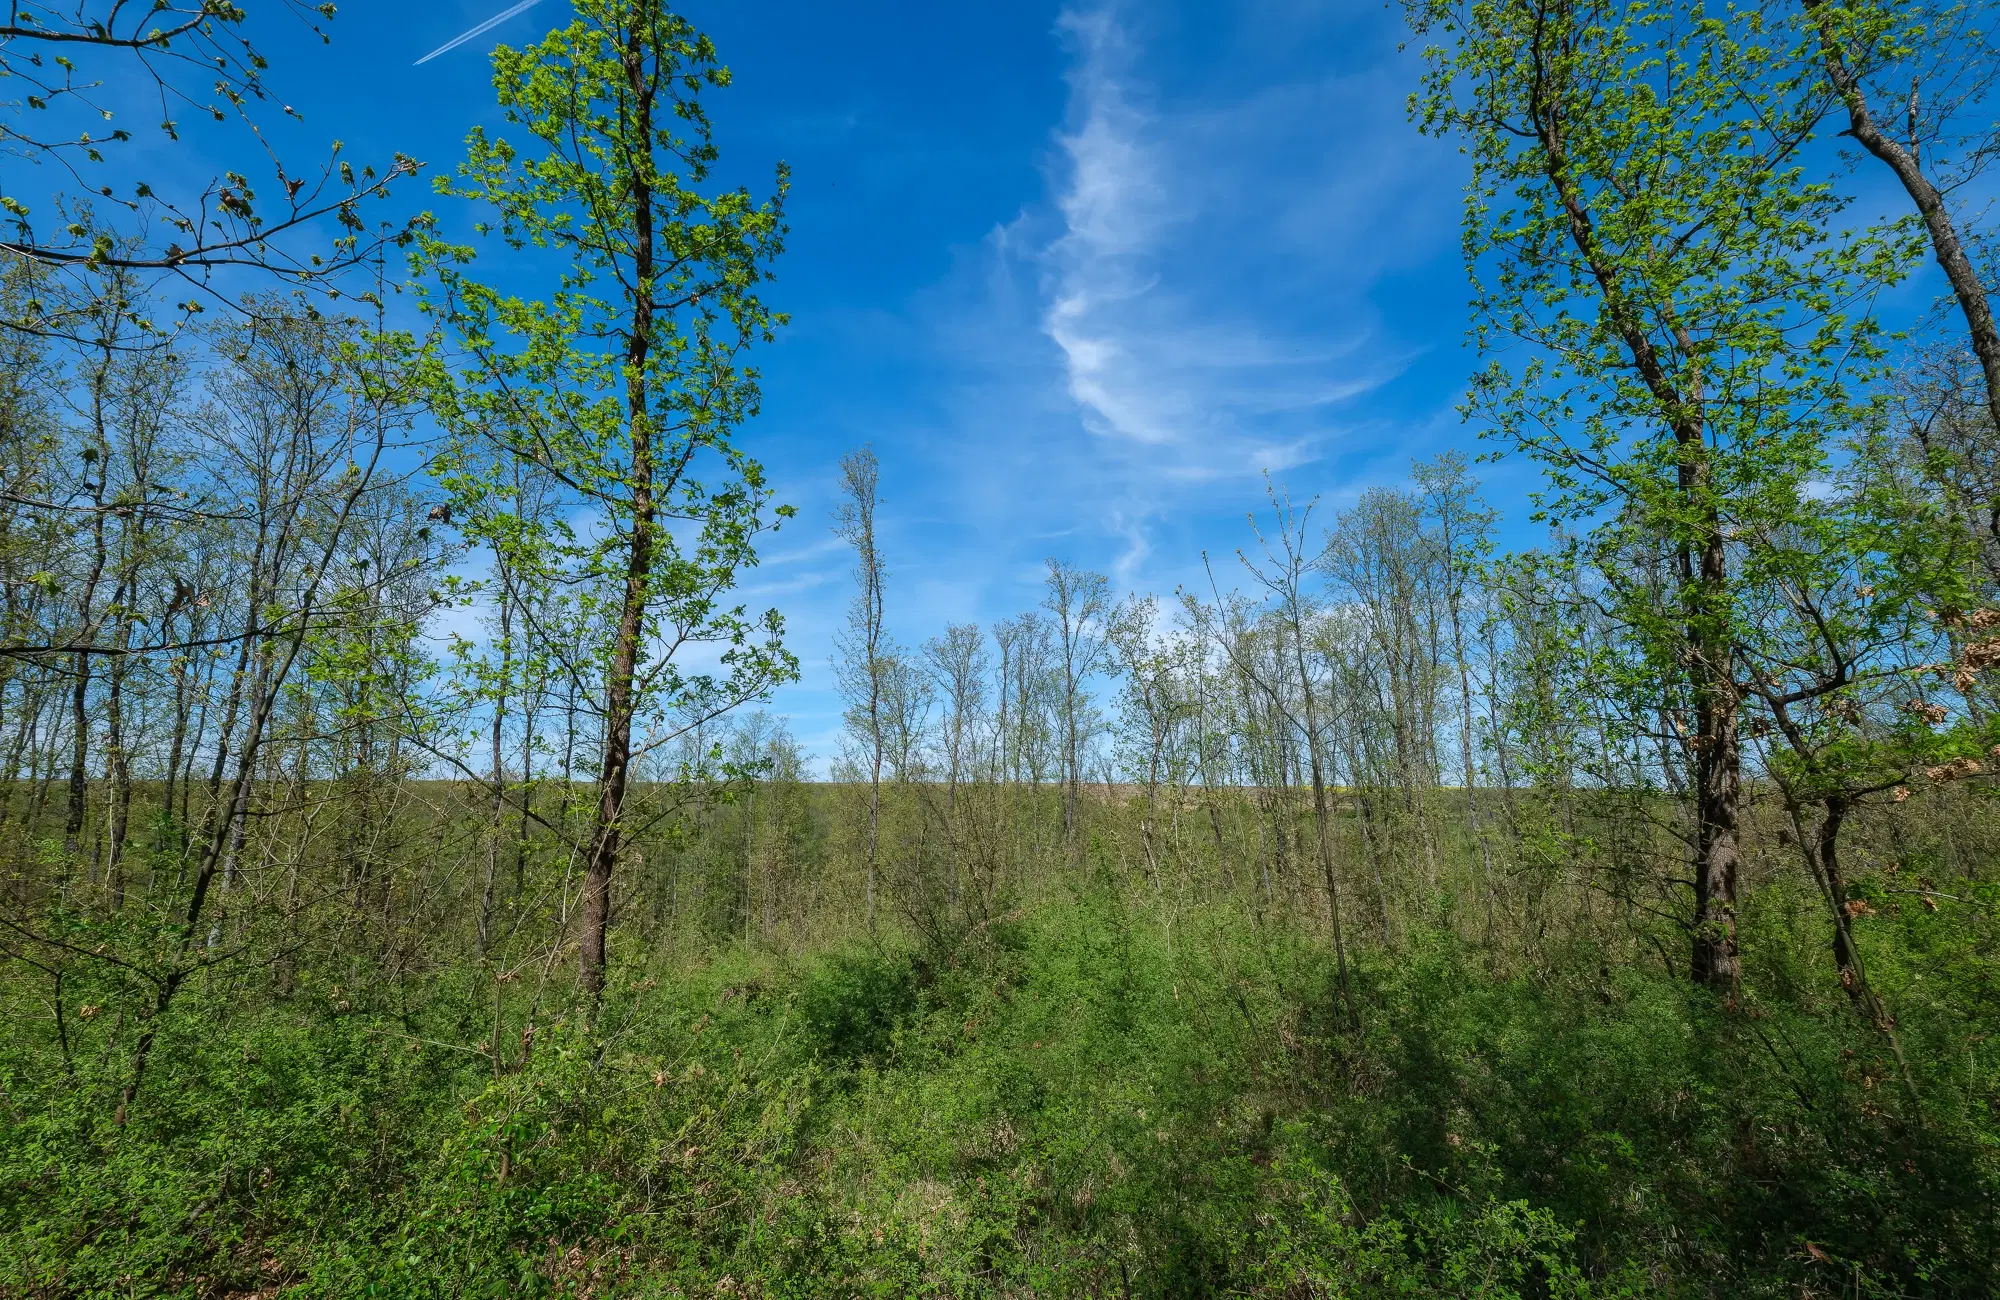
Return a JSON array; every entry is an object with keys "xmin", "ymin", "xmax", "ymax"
[{"xmin": 4, "ymin": 0, "xmax": 2000, "ymax": 1296}]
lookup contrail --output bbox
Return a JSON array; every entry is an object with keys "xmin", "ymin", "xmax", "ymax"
[{"xmin": 414, "ymin": 0, "xmax": 542, "ymax": 66}]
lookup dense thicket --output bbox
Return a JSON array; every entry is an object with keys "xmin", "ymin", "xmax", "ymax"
[{"xmin": 4, "ymin": 0, "xmax": 2000, "ymax": 1296}]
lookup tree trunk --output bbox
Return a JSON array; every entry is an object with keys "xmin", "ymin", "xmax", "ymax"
[
  {"xmin": 1686, "ymin": 525, "xmax": 1741, "ymax": 991},
  {"xmin": 1532, "ymin": 78, "xmax": 1742, "ymax": 992},
  {"xmin": 1802, "ymin": 0, "xmax": 2000, "ymax": 436},
  {"xmin": 1792, "ymin": 793, "xmax": 1918, "ymax": 1099},
  {"xmin": 64, "ymin": 478, "xmax": 109, "ymax": 864},
  {"xmin": 579, "ymin": 22, "xmax": 661, "ymax": 1007},
  {"xmin": 478, "ymin": 596, "xmax": 509, "ymax": 959},
  {"xmin": 1289, "ymin": 615, "xmax": 1355, "ymax": 1027}
]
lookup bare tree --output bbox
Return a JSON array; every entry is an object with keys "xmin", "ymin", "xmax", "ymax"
[
  {"xmin": 834, "ymin": 446, "xmax": 887, "ymax": 935},
  {"xmin": 1042, "ymin": 560, "xmax": 1110, "ymax": 846},
  {"xmin": 924, "ymin": 623, "xmax": 986, "ymax": 908},
  {"xmin": 1324, "ymin": 487, "xmax": 1447, "ymax": 885},
  {"xmin": 1210, "ymin": 480, "xmax": 1355, "ymax": 1026},
  {"xmin": 1417, "ymin": 453, "xmax": 1500, "ymax": 938}
]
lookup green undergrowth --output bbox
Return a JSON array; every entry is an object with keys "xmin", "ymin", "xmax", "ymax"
[{"xmin": 4, "ymin": 883, "xmax": 1997, "ymax": 1297}]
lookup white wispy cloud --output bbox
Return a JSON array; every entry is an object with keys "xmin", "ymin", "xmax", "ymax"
[
  {"xmin": 1034, "ymin": 2, "xmax": 1423, "ymax": 489},
  {"xmin": 844, "ymin": 0, "xmax": 1467, "ymax": 627}
]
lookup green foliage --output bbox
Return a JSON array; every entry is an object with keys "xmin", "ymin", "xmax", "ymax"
[
  {"xmin": 9, "ymin": 879, "xmax": 1997, "ymax": 1297},
  {"xmin": 794, "ymin": 950, "xmax": 920, "ymax": 1069},
  {"xmin": 414, "ymin": 0, "xmax": 797, "ymax": 766},
  {"xmin": 1254, "ymin": 1151, "xmax": 1606, "ymax": 1299}
]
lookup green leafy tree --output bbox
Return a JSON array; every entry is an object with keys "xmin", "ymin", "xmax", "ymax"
[
  {"xmin": 418, "ymin": 0, "xmax": 794, "ymax": 1006},
  {"xmin": 1409, "ymin": 0, "xmax": 1911, "ymax": 988}
]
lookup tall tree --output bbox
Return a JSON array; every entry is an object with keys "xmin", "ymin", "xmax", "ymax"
[
  {"xmin": 119, "ymin": 299, "xmax": 410, "ymax": 1120},
  {"xmin": 420, "ymin": 0, "xmax": 794, "ymax": 1006},
  {"xmin": 1410, "ymin": 0, "xmax": 1904, "ymax": 989},
  {"xmin": 1324, "ymin": 486, "xmax": 1446, "ymax": 875},
  {"xmin": 1734, "ymin": 430, "xmax": 1978, "ymax": 1065}
]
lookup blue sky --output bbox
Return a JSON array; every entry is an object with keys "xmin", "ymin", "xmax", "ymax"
[
  {"xmin": 32, "ymin": 1, "xmax": 1572, "ymax": 760},
  {"xmin": 14, "ymin": 1, "xmax": 1984, "ymax": 769},
  {"xmin": 319, "ymin": 0, "xmax": 1495, "ymax": 762}
]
